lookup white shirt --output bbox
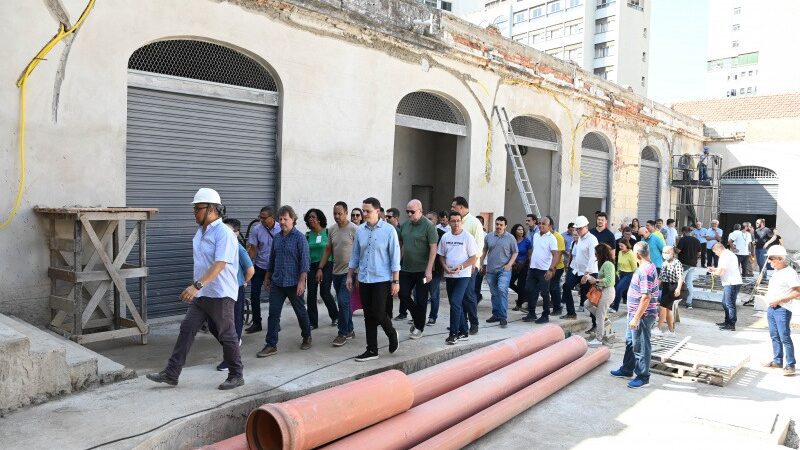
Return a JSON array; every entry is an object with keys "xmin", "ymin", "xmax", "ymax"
[
  {"xmin": 437, "ymin": 230, "xmax": 478, "ymax": 278},
  {"xmin": 766, "ymin": 267, "xmax": 800, "ymax": 308},
  {"xmin": 717, "ymin": 249, "xmax": 743, "ymax": 286},
  {"xmin": 570, "ymin": 232, "xmax": 599, "ymax": 275},
  {"xmin": 728, "ymin": 230, "xmax": 749, "ymax": 256},
  {"xmin": 664, "ymin": 226, "xmax": 678, "ymax": 247},
  {"xmin": 530, "ymin": 231, "xmax": 558, "ymax": 270}
]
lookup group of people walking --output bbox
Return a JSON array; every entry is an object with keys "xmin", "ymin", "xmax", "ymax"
[{"xmin": 145, "ymin": 187, "xmax": 798, "ymax": 391}]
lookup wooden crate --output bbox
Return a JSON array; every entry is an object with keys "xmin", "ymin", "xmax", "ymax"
[{"xmin": 649, "ymin": 334, "xmax": 749, "ymax": 387}]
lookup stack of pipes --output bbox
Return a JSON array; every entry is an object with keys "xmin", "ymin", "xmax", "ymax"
[{"xmin": 203, "ymin": 324, "xmax": 609, "ymax": 450}]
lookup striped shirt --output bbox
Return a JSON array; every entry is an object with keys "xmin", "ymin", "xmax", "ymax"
[{"xmin": 627, "ymin": 261, "xmax": 661, "ymax": 318}]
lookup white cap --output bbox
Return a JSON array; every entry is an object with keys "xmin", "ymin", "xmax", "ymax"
[
  {"xmin": 573, "ymin": 216, "xmax": 590, "ymax": 228},
  {"xmin": 192, "ymin": 188, "xmax": 221, "ymax": 205},
  {"xmin": 766, "ymin": 245, "xmax": 787, "ymax": 257}
]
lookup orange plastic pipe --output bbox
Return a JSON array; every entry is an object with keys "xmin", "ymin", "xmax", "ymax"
[
  {"xmin": 198, "ymin": 433, "xmax": 248, "ymax": 450},
  {"xmin": 409, "ymin": 324, "xmax": 564, "ymax": 406},
  {"xmin": 411, "ymin": 347, "xmax": 611, "ymax": 450},
  {"xmin": 321, "ymin": 335, "xmax": 588, "ymax": 450},
  {"xmin": 245, "ymin": 369, "xmax": 414, "ymax": 450}
]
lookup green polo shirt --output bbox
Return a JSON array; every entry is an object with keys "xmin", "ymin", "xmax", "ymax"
[{"xmin": 399, "ymin": 216, "xmax": 439, "ymax": 273}]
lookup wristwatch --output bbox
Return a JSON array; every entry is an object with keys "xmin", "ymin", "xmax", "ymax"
[
  {"xmin": 193, "ymin": 280, "xmax": 204, "ymax": 290},
  {"xmin": 392, "ymin": 280, "xmax": 400, "ymax": 285}
]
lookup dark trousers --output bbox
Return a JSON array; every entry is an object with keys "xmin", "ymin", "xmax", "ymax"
[
  {"xmin": 166, "ymin": 297, "xmax": 242, "ymax": 379},
  {"xmin": 399, "ymin": 271, "xmax": 429, "ymax": 331},
  {"xmin": 462, "ymin": 268, "xmax": 479, "ymax": 330},
  {"xmin": 561, "ymin": 270, "xmax": 595, "ymax": 315},
  {"xmin": 474, "ymin": 269, "xmax": 485, "ymax": 301},
  {"xmin": 612, "ymin": 272, "xmax": 634, "ymax": 311},
  {"xmin": 307, "ymin": 262, "xmax": 339, "ymax": 328},
  {"xmin": 265, "ymin": 285, "xmax": 312, "ymax": 348},
  {"xmin": 360, "ymin": 281, "xmax": 396, "ymax": 353},
  {"xmin": 428, "ymin": 272, "xmax": 443, "ymax": 320},
  {"xmin": 736, "ymin": 254, "xmax": 752, "ymax": 277},
  {"xmin": 525, "ymin": 268, "xmax": 550, "ymax": 319},
  {"xmin": 705, "ymin": 248, "xmax": 719, "ymax": 268},
  {"xmin": 249, "ymin": 265, "xmax": 268, "ymax": 324},
  {"xmin": 208, "ymin": 285, "xmax": 245, "ymax": 341},
  {"xmin": 510, "ymin": 263, "xmax": 528, "ymax": 308},
  {"xmin": 549, "ymin": 268, "xmax": 564, "ymax": 312}
]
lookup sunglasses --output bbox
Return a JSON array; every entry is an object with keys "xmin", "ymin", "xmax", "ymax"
[{"xmin": 351, "ymin": 213, "xmax": 361, "ymax": 217}]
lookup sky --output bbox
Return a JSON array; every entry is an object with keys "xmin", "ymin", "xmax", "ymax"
[{"xmin": 647, "ymin": 0, "xmax": 709, "ymax": 104}]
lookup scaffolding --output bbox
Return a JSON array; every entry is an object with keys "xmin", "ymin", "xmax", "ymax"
[{"xmin": 670, "ymin": 152, "xmax": 722, "ymax": 227}]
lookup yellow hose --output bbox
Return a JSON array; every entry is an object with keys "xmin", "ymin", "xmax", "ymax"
[{"xmin": 2, "ymin": 0, "xmax": 96, "ymax": 230}]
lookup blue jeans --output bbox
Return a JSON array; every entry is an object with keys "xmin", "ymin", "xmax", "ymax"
[
  {"xmin": 683, "ymin": 267, "xmax": 696, "ymax": 306},
  {"xmin": 265, "ymin": 285, "xmax": 312, "ymax": 348},
  {"xmin": 525, "ymin": 268, "xmax": 551, "ymax": 319},
  {"xmin": 549, "ymin": 268, "xmax": 564, "ymax": 312},
  {"xmin": 756, "ymin": 248, "xmax": 767, "ymax": 272},
  {"xmin": 333, "ymin": 274, "xmax": 353, "ymax": 336},
  {"xmin": 446, "ymin": 277, "xmax": 470, "ymax": 335},
  {"xmin": 612, "ymin": 272, "xmax": 633, "ymax": 311},
  {"xmin": 486, "ymin": 270, "xmax": 511, "ymax": 321},
  {"xmin": 428, "ymin": 272, "xmax": 442, "ymax": 320},
  {"xmin": 619, "ymin": 314, "xmax": 656, "ymax": 382},
  {"xmin": 461, "ymin": 268, "xmax": 479, "ymax": 331},
  {"xmin": 768, "ymin": 306, "xmax": 796, "ymax": 367},
  {"xmin": 307, "ymin": 262, "xmax": 338, "ymax": 328},
  {"xmin": 722, "ymin": 284, "xmax": 741, "ymax": 325},
  {"xmin": 249, "ymin": 265, "xmax": 268, "ymax": 324}
]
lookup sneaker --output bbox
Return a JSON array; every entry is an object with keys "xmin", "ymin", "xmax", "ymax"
[
  {"xmin": 410, "ymin": 328, "xmax": 423, "ymax": 340},
  {"xmin": 559, "ymin": 314, "xmax": 577, "ymax": 320},
  {"xmin": 389, "ymin": 330, "xmax": 399, "ymax": 354},
  {"xmin": 216, "ymin": 361, "xmax": 229, "ymax": 371},
  {"xmin": 457, "ymin": 333, "xmax": 470, "ymax": 341},
  {"xmin": 763, "ymin": 361, "xmax": 782, "ymax": 369},
  {"xmin": 652, "ymin": 328, "xmax": 663, "ymax": 336},
  {"xmin": 244, "ymin": 323, "xmax": 262, "ymax": 334},
  {"xmin": 332, "ymin": 335, "xmax": 348, "ymax": 347},
  {"xmin": 715, "ymin": 322, "xmax": 728, "ymax": 327},
  {"xmin": 608, "ymin": 307, "xmax": 616, "ymax": 314},
  {"xmin": 301, "ymin": 337, "xmax": 312, "ymax": 350},
  {"xmin": 534, "ymin": 317, "xmax": 549, "ymax": 324},
  {"xmin": 486, "ymin": 316, "xmax": 500, "ymax": 323},
  {"xmin": 145, "ymin": 371, "xmax": 178, "ymax": 386},
  {"xmin": 719, "ymin": 324, "xmax": 736, "ymax": 331},
  {"xmin": 445, "ymin": 334, "xmax": 458, "ymax": 345},
  {"xmin": 610, "ymin": 369, "xmax": 634, "ymax": 379},
  {"xmin": 354, "ymin": 350, "xmax": 379, "ymax": 362},
  {"xmin": 257, "ymin": 345, "xmax": 278, "ymax": 357},
  {"xmin": 687, "ymin": 306, "xmax": 693, "ymax": 310},
  {"xmin": 627, "ymin": 379, "xmax": 649, "ymax": 389},
  {"xmin": 427, "ymin": 318, "xmax": 436, "ymax": 326},
  {"xmin": 469, "ymin": 325, "xmax": 479, "ymax": 335},
  {"xmin": 522, "ymin": 315, "xmax": 537, "ymax": 323},
  {"xmin": 500, "ymin": 320, "xmax": 508, "ymax": 328},
  {"xmin": 393, "ymin": 314, "xmax": 407, "ymax": 321},
  {"xmin": 410, "ymin": 324, "xmax": 416, "ymax": 334},
  {"xmin": 331, "ymin": 319, "xmax": 338, "ymax": 327},
  {"xmin": 587, "ymin": 339, "xmax": 602, "ymax": 348},
  {"xmin": 345, "ymin": 331, "xmax": 356, "ymax": 340},
  {"xmin": 551, "ymin": 309, "xmax": 563, "ymax": 315},
  {"xmin": 511, "ymin": 306, "xmax": 521, "ymax": 312},
  {"xmin": 218, "ymin": 377, "xmax": 244, "ymax": 390},
  {"xmin": 784, "ymin": 366, "xmax": 796, "ymax": 376},
  {"xmin": 577, "ymin": 306, "xmax": 585, "ymax": 313}
]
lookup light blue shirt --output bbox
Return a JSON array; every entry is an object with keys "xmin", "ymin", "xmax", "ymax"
[
  {"xmin": 692, "ymin": 227, "xmax": 707, "ymax": 244},
  {"xmin": 663, "ymin": 226, "xmax": 678, "ymax": 247},
  {"xmin": 562, "ymin": 231, "xmax": 574, "ymax": 254},
  {"xmin": 235, "ymin": 245, "xmax": 254, "ymax": 287},
  {"xmin": 349, "ymin": 219, "xmax": 401, "ymax": 283},
  {"xmin": 247, "ymin": 222, "xmax": 280, "ymax": 269},
  {"xmin": 705, "ymin": 227, "xmax": 722, "ymax": 249},
  {"xmin": 192, "ymin": 218, "xmax": 239, "ymax": 299},
  {"xmin": 644, "ymin": 233, "xmax": 665, "ymax": 269}
]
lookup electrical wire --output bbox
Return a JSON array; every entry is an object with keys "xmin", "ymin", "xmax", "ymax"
[
  {"xmin": 1, "ymin": 0, "xmax": 96, "ymax": 230},
  {"xmin": 83, "ymin": 316, "xmax": 527, "ymax": 449}
]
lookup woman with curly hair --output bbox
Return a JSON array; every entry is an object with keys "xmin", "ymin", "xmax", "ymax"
[
  {"xmin": 582, "ymin": 243, "xmax": 616, "ymax": 347},
  {"xmin": 304, "ymin": 208, "xmax": 339, "ymax": 329}
]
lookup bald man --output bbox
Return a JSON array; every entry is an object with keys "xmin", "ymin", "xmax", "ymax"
[{"xmin": 398, "ymin": 199, "xmax": 439, "ymax": 338}]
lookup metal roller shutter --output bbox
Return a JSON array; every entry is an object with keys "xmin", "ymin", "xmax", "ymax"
[
  {"xmin": 580, "ymin": 153, "xmax": 609, "ymax": 198},
  {"xmin": 638, "ymin": 165, "xmax": 660, "ymax": 220},
  {"xmin": 126, "ymin": 86, "xmax": 278, "ymax": 317},
  {"xmin": 720, "ymin": 183, "xmax": 778, "ymax": 214}
]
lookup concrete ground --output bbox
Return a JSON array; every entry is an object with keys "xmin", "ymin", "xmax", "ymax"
[{"xmin": 0, "ymin": 288, "xmax": 797, "ymax": 449}]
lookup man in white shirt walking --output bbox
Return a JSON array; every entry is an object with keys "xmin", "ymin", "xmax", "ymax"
[
  {"xmin": 709, "ymin": 243, "xmax": 743, "ymax": 331},
  {"xmin": 559, "ymin": 216, "xmax": 599, "ymax": 320}
]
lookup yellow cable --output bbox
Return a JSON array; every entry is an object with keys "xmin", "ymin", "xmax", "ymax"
[{"xmin": 2, "ymin": 0, "xmax": 96, "ymax": 230}]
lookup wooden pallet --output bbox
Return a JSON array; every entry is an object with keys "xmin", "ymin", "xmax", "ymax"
[{"xmin": 649, "ymin": 334, "xmax": 749, "ymax": 386}]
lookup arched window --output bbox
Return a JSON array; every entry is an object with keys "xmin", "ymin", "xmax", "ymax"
[{"xmin": 395, "ymin": 91, "xmax": 467, "ymax": 136}]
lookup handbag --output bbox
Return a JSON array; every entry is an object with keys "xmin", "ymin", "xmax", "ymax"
[
  {"xmin": 350, "ymin": 281, "xmax": 363, "ymax": 312},
  {"xmin": 587, "ymin": 285, "xmax": 602, "ymax": 306}
]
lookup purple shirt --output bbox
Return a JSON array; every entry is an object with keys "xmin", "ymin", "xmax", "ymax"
[
  {"xmin": 627, "ymin": 261, "xmax": 661, "ymax": 318},
  {"xmin": 247, "ymin": 222, "xmax": 281, "ymax": 269}
]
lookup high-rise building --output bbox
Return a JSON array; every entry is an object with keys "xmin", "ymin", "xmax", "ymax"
[
  {"xmin": 416, "ymin": 0, "xmax": 484, "ymax": 16},
  {"xmin": 463, "ymin": 0, "xmax": 651, "ymax": 96}
]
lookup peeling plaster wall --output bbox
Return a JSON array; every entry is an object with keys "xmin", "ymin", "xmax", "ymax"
[{"xmin": 0, "ymin": 0, "xmax": 703, "ymax": 323}]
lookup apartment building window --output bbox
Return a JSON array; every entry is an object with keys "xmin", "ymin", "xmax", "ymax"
[
  {"xmin": 641, "ymin": 75, "xmax": 645, "ymax": 86},
  {"xmin": 568, "ymin": 0, "xmax": 582, "ymax": 7},
  {"xmin": 732, "ymin": 40, "xmax": 739, "ymax": 48},
  {"xmin": 441, "ymin": 1, "xmax": 452, "ymax": 11},
  {"xmin": 566, "ymin": 46, "xmax": 582, "ymax": 61},
  {"xmin": 532, "ymin": 32, "xmax": 544, "ymax": 43},
  {"xmin": 531, "ymin": 5, "xmax": 544, "ymax": 18},
  {"xmin": 547, "ymin": 49, "xmax": 564, "ymax": 58},
  {"xmin": 748, "ymin": 70, "xmax": 753, "ymax": 76},
  {"xmin": 596, "ymin": 17, "xmax": 613, "ymax": 34},
  {"xmin": 627, "ymin": 0, "xmax": 643, "ymax": 11},
  {"xmin": 594, "ymin": 42, "xmax": 613, "ymax": 58},
  {"xmin": 642, "ymin": 51, "xmax": 646, "ymax": 62},
  {"xmin": 597, "ymin": 0, "xmax": 613, "ymax": 9},
  {"xmin": 747, "ymin": 86, "xmax": 752, "ymax": 93},
  {"xmin": 568, "ymin": 23, "xmax": 583, "ymax": 35},
  {"xmin": 514, "ymin": 33, "xmax": 528, "ymax": 42},
  {"xmin": 514, "ymin": 11, "xmax": 528, "ymax": 23},
  {"xmin": 643, "ymin": 27, "xmax": 647, "ymax": 37},
  {"xmin": 546, "ymin": 27, "xmax": 562, "ymax": 39},
  {"xmin": 733, "ymin": 6, "xmax": 741, "ymax": 14},
  {"xmin": 732, "ymin": 24, "xmax": 740, "ymax": 31},
  {"xmin": 547, "ymin": 1, "xmax": 562, "ymax": 13},
  {"xmin": 740, "ymin": 88, "xmax": 745, "ymax": 94},
  {"xmin": 594, "ymin": 66, "xmax": 614, "ymax": 80}
]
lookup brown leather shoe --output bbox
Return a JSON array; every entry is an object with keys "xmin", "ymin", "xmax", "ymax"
[
  {"xmin": 301, "ymin": 337, "xmax": 312, "ymax": 350},
  {"xmin": 763, "ymin": 361, "xmax": 782, "ymax": 369},
  {"xmin": 256, "ymin": 345, "xmax": 277, "ymax": 357}
]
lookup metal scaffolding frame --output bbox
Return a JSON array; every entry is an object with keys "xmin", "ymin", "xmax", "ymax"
[{"xmin": 670, "ymin": 152, "xmax": 722, "ymax": 227}]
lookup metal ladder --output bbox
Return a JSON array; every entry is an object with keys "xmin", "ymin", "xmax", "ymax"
[{"xmin": 493, "ymin": 106, "xmax": 541, "ymax": 217}]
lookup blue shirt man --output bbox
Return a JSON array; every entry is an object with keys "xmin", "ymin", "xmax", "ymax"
[
  {"xmin": 349, "ymin": 219, "xmax": 401, "ymax": 283},
  {"xmin": 642, "ymin": 229, "xmax": 665, "ymax": 269},
  {"xmin": 192, "ymin": 218, "xmax": 239, "ymax": 299},
  {"xmin": 248, "ymin": 220, "xmax": 281, "ymax": 269}
]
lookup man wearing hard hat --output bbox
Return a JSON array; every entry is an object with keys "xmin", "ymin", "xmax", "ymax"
[
  {"xmin": 146, "ymin": 188, "xmax": 244, "ymax": 390},
  {"xmin": 763, "ymin": 245, "xmax": 799, "ymax": 377}
]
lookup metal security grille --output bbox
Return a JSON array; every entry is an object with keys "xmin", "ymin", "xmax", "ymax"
[
  {"xmin": 395, "ymin": 92, "xmax": 467, "ymax": 136},
  {"xmin": 128, "ymin": 40, "xmax": 278, "ymax": 92},
  {"xmin": 510, "ymin": 116, "xmax": 556, "ymax": 142},
  {"xmin": 638, "ymin": 147, "xmax": 661, "ymax": 220},
  {"xmin": 580, "ymin": 132, "xmax": 611, "ymax": 198},
  {"xmin": 721, "ymin": 166, "xmax": 777, "ymax": 180},
  {"xmin": 720, "ymin": 166, "xmax": 778, "ymax": 214},
  {"xmin": 582, "ymin": 132, "xmax": 609, "ymax": 153}
]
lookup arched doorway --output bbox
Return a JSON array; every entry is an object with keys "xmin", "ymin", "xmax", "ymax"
[
  {"xmin": 126, "ymin": 39, "xmax": 280, "ymax": 317},
  {"xmin": 504, "ymin": 116, "xmax": 559, "ymax": 223},
  {"xmin": 391, "ymin": 91, "xmax": 469, "ymax": 212},
  {"xmin": 578, "ymin": 132, "xmax": 613, "ymax": 218},
  {"xmin": 720, "ymin": 166, "xmax": 778, "ymax": 230},
  {"xmin": 637, "ymin": 146, "xmax": 661, "ymax": 221}
]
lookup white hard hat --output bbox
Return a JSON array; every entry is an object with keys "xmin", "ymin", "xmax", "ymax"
[
  {"xmin": 191, "ymin": 188, "xmax": 221, "ymax": 205},
  {"xmin": 573, "ymin": 216, "xmax": 590, "ymax": 228},
  {"xmin": 766, "ymin": 245, "xmax": 788, "ymax": 258}
]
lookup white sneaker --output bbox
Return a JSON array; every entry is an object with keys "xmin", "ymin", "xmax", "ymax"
[
  {"xmin": 588, "ymin": 339, "xmax": 603, "ymax": 348},
  {"xmin": 410, "ymin": 328, "xmax": 423, "ymax": 340},
  {"xmin": 668, "ymin": 330, "xmax": 677, "ymax": 336},
  {"xmin": 652, "ymin": 328, "xmax": 663, "ymax": 336},
  {"xmin": 687, "ymin": 306, "xmax": 693, "ymax": 310}
]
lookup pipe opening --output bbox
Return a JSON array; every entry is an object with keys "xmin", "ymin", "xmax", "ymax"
[{"xmin": 250, "ymin": 409, "xmax": 284, "ymax": 450}]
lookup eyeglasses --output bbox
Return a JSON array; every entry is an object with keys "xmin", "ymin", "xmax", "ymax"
[
  {"xmin": 193, "ymin": 206, "xmax": 208, "ymax": 213},
  {"xmin": 259, "ymin": 216, "xmax": 270, "ymax": 221},
  {"xmin": 386, "ymin": 215, "xmax": 394, "ymax": 219}
]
